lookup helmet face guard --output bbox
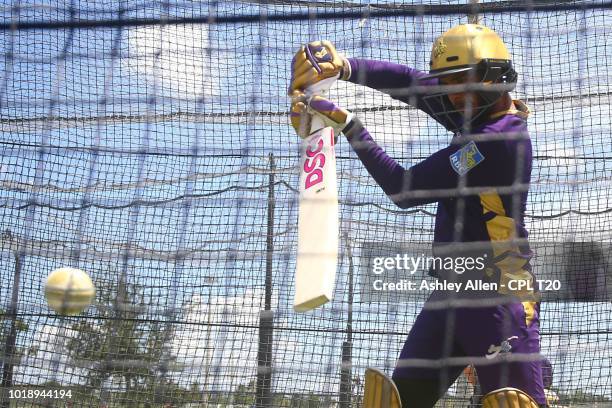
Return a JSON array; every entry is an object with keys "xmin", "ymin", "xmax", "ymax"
[
  {"xmin": 472, "ymin": 58, "xmax": 518, "ymax": 105},
  {"xmin": 421, "ymin": 59, "xmax": 518, "ymax": 132}
]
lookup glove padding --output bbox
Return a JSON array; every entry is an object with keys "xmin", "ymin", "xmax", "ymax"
[
  {"xmin": 290, "ymin": 91, "xmax": 353, "ymax": 139},
  {"xmin": 288, "ymin": 40, "xmax": 350, "ymax": 94}
]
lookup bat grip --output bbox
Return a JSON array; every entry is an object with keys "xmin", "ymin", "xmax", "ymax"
[
  {"xmin": 310, "ymin": 114, "xmax": 326, "ymax": 133},
  {"xmin": 304, "ymin": 74, "xmax": 337, "ymax": 135},
  {"xmin": 305, "ymin": 75, "xmax": 338, "ymax": 98}
]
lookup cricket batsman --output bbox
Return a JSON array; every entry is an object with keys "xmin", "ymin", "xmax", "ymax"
[{"xmin": 289, "ymin": 24, "xmax": 546, "ymax": 407}]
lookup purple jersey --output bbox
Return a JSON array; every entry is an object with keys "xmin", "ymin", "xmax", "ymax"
[
  {"xmin": 343, "ymin": 59, "xmax": 545, "ymax": 405},
  {"xmin": 345, "ymin": 59, "xmax": 534, "ymax": 292}
]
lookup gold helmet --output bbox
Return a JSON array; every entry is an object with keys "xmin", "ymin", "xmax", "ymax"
[
  {"xmin": 422, "ymin": 24, "xmax": 518, "ymax": 130},
  {"xmin": 425, "ymin": 24, "xmax": 517, "ymax": 91}
]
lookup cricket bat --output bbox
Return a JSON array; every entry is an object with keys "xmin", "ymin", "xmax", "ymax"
[{"xmin": 293, "ymin": 113, "xmax": 339, "ymax": 312}]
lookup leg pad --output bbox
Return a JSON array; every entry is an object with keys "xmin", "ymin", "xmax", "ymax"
[
  {"xmin": 363, "ymin": 368, "xmax": 402, "ymax": 408},
  {"xmin": 482, "ymin": 387, "xmax": 540, "ymax": 408}
]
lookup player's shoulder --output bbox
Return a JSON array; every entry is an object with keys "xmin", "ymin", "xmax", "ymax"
[
  {"xmin": 446, "ymin": 100, "xmax": 532, "ymax": 175},
  {"xmin": 475, "ymin": 103, "xmax": 531, "ymax": 161},
  {"xmin": 480, "ymin": 119, "xmax": 528, "ymax": 138},
  {"xmin": 480, "ymin": 99, "xmax": 531, "ymax": 134},
  {"xmin": 472, "ymin": 124, "xmax": 531, "ymax": 161}
]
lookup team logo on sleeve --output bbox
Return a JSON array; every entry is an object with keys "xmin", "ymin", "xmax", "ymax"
[
  {"xmin": 449, "ymin": 141, "xmax": 485, "ymax": 175},
  {"xmin": 486, "ymin": 336, "xmax": 518, "ymax": 359}
]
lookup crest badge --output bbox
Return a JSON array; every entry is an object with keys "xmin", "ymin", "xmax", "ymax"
[
  {"xmin": 449, "ymin": 141, "xmax": 485, "ymax": 175},
  {"xmin": 433, "ymin": 39, "xmax": 447, "ymax": 59}
]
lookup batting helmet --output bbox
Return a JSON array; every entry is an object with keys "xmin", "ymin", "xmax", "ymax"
[{"xmin": 422, "ymin": 24, "xmax": 518, "ymax": 129}]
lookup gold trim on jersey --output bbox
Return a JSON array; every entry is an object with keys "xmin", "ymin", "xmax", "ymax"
[
  {"xmin": 479, "ymin": 190, "xmax": 538, "ymax": 313},
  {"xmin": 490, "ymin": 99, "xmax": 531, "ymax": 120}
]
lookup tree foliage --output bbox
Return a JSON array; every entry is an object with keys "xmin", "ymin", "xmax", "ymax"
[
  {"xmin": 0, "ymin": 308, "xmax": 30, "ymax": 366},
  {"xmin": 66, "ymin": 274, "xmax": 182, "ymax": 406}
]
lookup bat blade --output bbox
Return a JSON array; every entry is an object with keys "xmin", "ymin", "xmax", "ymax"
[{"xmin": 294, "ymin": 118, "xmax": 339, "ymax": 312}]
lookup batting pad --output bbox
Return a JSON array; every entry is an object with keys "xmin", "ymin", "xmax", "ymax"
[
  {"xmin": 363, "ymin": 368, "xmax": 402, "ymax": 408},
  {"xmin": 482, "ymin": 387, "xmax": 540, "ymax": 408}
]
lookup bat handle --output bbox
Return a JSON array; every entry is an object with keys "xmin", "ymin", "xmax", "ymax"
[
  {"xmin": 305, "ymin": 75, "xmax": 338, "ymax": 98},
  {"xmin": 310, "ymin": 114, "xmax": 326, "ymax": 134},
  {"xmin": 304, "ymin": 74, "xmax": 338, "ymax": 135}
]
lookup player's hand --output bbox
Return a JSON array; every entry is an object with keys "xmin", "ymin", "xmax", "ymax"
[
  {"xmin": 288, "ymin": 40, "xmax": 351, "ymax": 94},
  {"xmin": 290, "ymin": 91, "xmax": 353, "ymax": 138},
  {"xmin": 290, "ymin": 95, "xmax": 312, "ymax": 139}
]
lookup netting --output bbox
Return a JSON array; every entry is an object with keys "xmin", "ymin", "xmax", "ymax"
[{"xmin": 1, "ymin": 1, "xmax": 611, "ymax": 407}]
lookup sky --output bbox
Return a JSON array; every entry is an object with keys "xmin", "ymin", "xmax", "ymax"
[{"xmin": 1, "ymin": 0, "xmax": 611, "ymax": 401}]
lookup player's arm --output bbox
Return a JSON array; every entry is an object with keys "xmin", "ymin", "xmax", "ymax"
[
  {"xmin": 288, "ymin": 41, "xmax": 432, "ymax": 105},
  {"xmin": 291, "ymin": 94, "xmax": 490, "ymax": 209},
  {"xmin": 344, "ymin": 58, "xmax": 459, "ymax": 130},
  {"xmin": 345, "ymin": 58, "xmax": 433, "ymax": 100},
  {"xmin": 344, "ymin": 118, "xmax": 463, "ymax": 208},
  {"xmin": 288, "ymin": 41, "xmax": 456, "ymax": 130}
]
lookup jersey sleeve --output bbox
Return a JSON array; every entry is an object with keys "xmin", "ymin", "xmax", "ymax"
[
  {"xmin": 343, "ymin": 118, "xmax": 498, "ymax": 209},
  {"xmin": 346, "ymin": 58, "xmax": 460, "ymax": 131}
]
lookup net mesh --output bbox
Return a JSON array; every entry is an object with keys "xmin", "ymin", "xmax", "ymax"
[{"xmin": 1, "ymin": 1, "xmax": 611, "ymax": 407}]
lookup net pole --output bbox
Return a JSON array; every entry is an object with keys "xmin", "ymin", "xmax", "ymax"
[
  {"xmin": 255, "ymin": 154, "xmax": 276, "ymax": 407},
  {"xmin": 339, "ymin": 232, "xmax": 354, "ymax": 408},
  {"xmin": 0, "ymin": 237, "xmax": 21, "ymax": 408}
]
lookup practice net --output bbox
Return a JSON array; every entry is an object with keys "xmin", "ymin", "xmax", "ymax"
[{"xmin": 1, "ymin": 1, "xmax": 611, "ymax": 407}]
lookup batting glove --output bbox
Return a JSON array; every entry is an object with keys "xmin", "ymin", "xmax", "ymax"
[
  {"xmin": 290, "ymin": 91, "xmax": 354, "ymax": 138},
  {"xmin": 288, "ymin": 40, "xmax": 351, "ymax": 95}
]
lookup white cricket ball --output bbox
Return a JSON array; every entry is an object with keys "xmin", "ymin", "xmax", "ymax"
[{"xmin": 44, "ymin": 267, "xmax": 95, "ymax": 315}]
